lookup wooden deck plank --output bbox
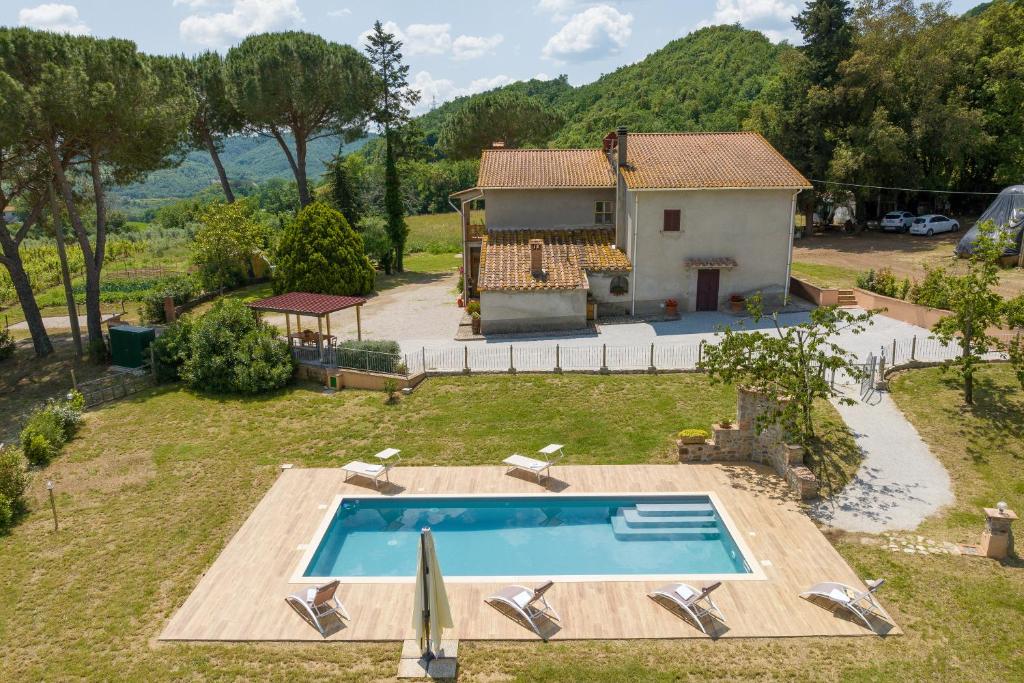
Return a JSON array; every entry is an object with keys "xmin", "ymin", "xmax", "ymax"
[{"xmin": 159, "ymin": 464, "xmax": 899, "ymax": 641}]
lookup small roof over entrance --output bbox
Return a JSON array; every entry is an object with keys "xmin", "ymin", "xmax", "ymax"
[{"xmin": 246, "ymin": 292, "xmax": 367, "ymax": 316}]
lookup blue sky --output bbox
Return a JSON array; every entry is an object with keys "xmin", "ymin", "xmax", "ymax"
[{"xmin": 3, "ymin": 1, "xmax": 981, "ymax": 113}]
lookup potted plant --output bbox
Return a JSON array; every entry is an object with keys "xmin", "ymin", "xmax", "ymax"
[
  {"xmin": 471, "ymin": 311, "xmax": 481, "ymax": 334},
  {"xmin": 677, "ymin": 428, "xmax": 709, "ymax": 445},
  {"xmin": 729, "ymin": 293, "xmax": 745, "ymax": 313},
  {"xmin": 457, "ymin": 296, "xmax": 464, "ymax": 308},
  {"xmin": 718, "ymin": 416, "xmax": 734, "ymax": 429},
  {"xmin": 664, "ymin": 298, "xmax": 679, "ymax": 317}
]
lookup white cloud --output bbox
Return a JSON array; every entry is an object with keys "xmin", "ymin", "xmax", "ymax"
[
  {"xmin": 172, "ymin": 0, "xmax": 218, "ymax": 7},
  {"xmin": 327, "ymin": 8, "xmax": 351, "ymax": 17},
  {"xmin": 179, "ymin": 0, "xmax": 304, "ymax": 48},
  {"xmin": 542, "ymin": 5, "xmax": 633, "ymax": 62},
  {"xmin": 535, "ymin": 0, "xmax": 576, "ymax": 22},
  {"xmin": 411, "ymin": 71, "xmax": 513, "ymax": 113},
  {"xmin": 362, "ymin": 21, "xmax": 504, "ymax": 61},
  {"xmin": 710, "ymin": 0, "xmax": 799, "ymax": 43},
  {"xmin": 404, "ymin": 23, "xmax": 453, "ymax": 55},
  {"xmin": 18, "ymin": 3, "xmax": 90, "ymax": 35},
  {"xmin": 533, "ymin": 72, "xmax": 552, "ymax": 81},
  {"xmin": 452, "ymin": 33, "xmax": 504, "ymax": 60}
]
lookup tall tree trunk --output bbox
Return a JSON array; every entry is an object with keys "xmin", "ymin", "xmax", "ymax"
[
  {"xmin": 48, "ymin": 180, "xmax": 82, "ymax": 356},
  {"xmin": 962, "ymin": 333, "xmax": 974, "ymax": 405},
  {"xmin": 203, "ymin": 130, "xmax": 234, "ymax": 203},
  {"xmin": 270, "ymin": 128, "xmax": 309, "ymax": 207},
  {"xmin": 48, "ymin": 139, "xmax": 104, "ymax": 354},
  {"xmin": 294, "ymin": 135, "xmax": 310, "ymax": 207},
  {"xmin": 0, "ymin": 242, "xmax": 53, "ymax": 358}
]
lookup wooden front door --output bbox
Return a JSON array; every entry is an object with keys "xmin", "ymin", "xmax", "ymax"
[{"xmin": 695, "ymin": 269, "xmax": 720, "ymax": 311}]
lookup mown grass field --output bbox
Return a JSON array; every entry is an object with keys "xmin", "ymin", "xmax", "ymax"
[{"xmin": 1, "ymin": 365, "xmax": 1021, "ymax": 680}]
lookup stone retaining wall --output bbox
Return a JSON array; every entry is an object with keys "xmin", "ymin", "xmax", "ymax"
[{"xmin": 677, "ymin": 386, "xmax": 820, "ymax": 499}]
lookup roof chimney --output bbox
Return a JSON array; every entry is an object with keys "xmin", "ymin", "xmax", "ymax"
[
  {"xmin": 491, "ymin": 140, "xmax": 506, "ymax": 149},
  {"xmin": 529, "ymin": 238, "xmax": 544, "ymax": 276},
  {"xmin": 616, "ymin": 126, "xmax": 628, "ymax": 167}
]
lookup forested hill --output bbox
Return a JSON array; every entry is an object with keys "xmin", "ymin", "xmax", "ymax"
[
  {"xmin": 417, "ymin": 25, "xmax": 792, "ymax": 148},
  {"xmin": 118, "ymin": 133, "xmax": 370, "ymax": 201}
]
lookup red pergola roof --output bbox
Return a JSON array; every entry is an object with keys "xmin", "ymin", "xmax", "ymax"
[{"xmin": 247, "ymin": 292, "xmax": 367, "ymax": 316}]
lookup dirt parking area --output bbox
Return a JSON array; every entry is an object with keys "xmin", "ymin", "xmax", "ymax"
[{"xmin": 792, "ymin": 229, "xmax": 1024, "ymax": 298}]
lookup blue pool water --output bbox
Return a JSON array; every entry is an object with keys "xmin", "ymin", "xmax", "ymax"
[{"xmin": 303, "ymin": 495, "xmax": 751, "ymax": 577}]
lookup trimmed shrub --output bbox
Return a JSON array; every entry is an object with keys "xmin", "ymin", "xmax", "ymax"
[
  {"xmin": 910, "ymin": 266, "xmax": 952, "ymax": 310},
  {"xmin": 20, "ymin": 409, "xmax": 65, "ymax": 467},
  {"xmin": 335, "ymin": 339, "xmax": 402, "ymax": 373},
  {"xmin": 151, "ymin": 317, "xmax": 194, "ymax": 382},
  {"xmin": 0, "ymin": 326, "xmax": 14, "ymax": 361},
  {"xmin": 273, "ymin": 202, "xmax": 375, "ymax": 296},
  {"xmin": 0, "ymin": 447, "xmax": 29, "ymax": 528},
  {"xmin": 181, "ymin": 299, "xmax": 293, "ymax": 394},
  {"xmin": 856, "ymin": 268, "xmax": 911, "ymax": 300}
]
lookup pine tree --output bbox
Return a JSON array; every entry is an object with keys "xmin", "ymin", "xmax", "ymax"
[
  {"xmin": 364, "ymin": 20, "xmax": 420, "ymax": 272},
  {"xmin": 327, "ymin": 154, "xmax": 361, "ymax": 228},
  {"xmin": 793, "ymin": 0, "xmax": 854, "ymax": 86}
]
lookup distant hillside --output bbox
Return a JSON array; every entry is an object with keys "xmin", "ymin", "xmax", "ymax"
[
  {"xmin": 117, "ymin": 133, "xmax": 371, "ymax": 201},
  {"xmin": 414, "ymin": 25, "xmax": 791, "ymax": 150}
]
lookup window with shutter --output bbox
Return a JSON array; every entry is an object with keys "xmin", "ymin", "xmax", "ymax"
[{"xmin": 663, "ymin": 209, "xmax": 681, "ymax": 232}]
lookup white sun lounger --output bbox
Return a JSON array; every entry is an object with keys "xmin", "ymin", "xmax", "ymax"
[
  {"xmin": 485, "ymin": 580, "xmax": 560, "ymax": 640},
  {"xmin": 648, "ymin": 582, "xmax": 725, "ymax": 635},
  {"xmin": 800, "ymin": 578, "xmax": 886, "ymax": 633},
  {"xmin": 285, "ymin": 580, "xmax": 350, "ymax": 636},
  {"xmin": 503, "ymin": 444, "xmax": 565, "ymax": 482},
  {"xmin": 341, "ymin": 460, "xmax": 391, "ymax": 488}
]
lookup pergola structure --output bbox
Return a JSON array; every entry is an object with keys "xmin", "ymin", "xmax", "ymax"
[{"xmin": 247, "ymin": 292, "xmax": 368, "ymax": 363}]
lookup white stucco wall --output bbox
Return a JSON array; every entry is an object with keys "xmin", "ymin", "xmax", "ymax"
[
  {"xmin": 587, "ymin": 272, "xmax": 631, "ymax": 315},
  {"xmin": 481, "ymin": 289, "xmax": 587, "ymax": 333},
  {"xmin": 629, "ymin": 188, "xmax": 796, "ymax": 313},
  {"xmin": 484, "ymin": 188, "xmax": 616, "ymax": 229}
]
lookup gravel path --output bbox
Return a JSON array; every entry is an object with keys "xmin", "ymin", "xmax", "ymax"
[
  {"xmin": 9, "ymin": 313, "xmax": 116, "ymax": 331},
  {"xmin": 810, "ymin": 386, "xmax": 954, "ymax": 533}
]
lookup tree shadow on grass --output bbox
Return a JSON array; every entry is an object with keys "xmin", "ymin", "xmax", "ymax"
[
  {"xmin": 934, "ymin": 371, "xmax": 1024, "ymax": 466},
  {"xmin": 805, "ymin": 424, "xmax": 864, "ymax": 498}
]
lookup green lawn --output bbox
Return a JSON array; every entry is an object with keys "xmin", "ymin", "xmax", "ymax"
[
  {"xmin": 0, "ymin": 363, "xmax": 1021, "ymax": 680},
  {"xmin": 790, "ymin": 261, "xmax": 861, "ymax": 289}
]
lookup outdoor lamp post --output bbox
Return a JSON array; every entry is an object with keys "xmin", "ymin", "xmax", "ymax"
[{"xmin": 46, "ymin": 480, "xmax": 58, "ymax": 531}]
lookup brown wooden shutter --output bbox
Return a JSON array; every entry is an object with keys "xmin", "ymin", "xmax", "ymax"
[{"xmin": 663, "ymin": 209, "xmax": 681, "ymax": 231}]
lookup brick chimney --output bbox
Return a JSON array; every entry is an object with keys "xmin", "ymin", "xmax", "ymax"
[
  {"xmin": 529, "ymin": 238, "xmax": 544, "ymax": 275},
  {"xmin": 616, "ymin": 126, "xmax": 628, "ymax": 167}
]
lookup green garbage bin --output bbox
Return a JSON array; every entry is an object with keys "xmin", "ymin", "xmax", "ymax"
[{"xmin": 109, "ymin": 325, "xmax": 156, "ymax": 368}]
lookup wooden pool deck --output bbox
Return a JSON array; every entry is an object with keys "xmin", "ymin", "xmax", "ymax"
[{"xmin": 160, "ymin": 464, "xmax": 899, "ymax": 641}]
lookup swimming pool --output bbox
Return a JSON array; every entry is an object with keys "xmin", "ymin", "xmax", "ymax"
[{"xmin": 297, "ymin": 493, "xmax": 759, "ymax": 582}]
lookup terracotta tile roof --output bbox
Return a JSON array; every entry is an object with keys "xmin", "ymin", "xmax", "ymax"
[
  {"xmin": 685, "ymin": 257, "xmax": 738, "ymax": 269},
  {"xmin": 477, "ymin": 149, "xmax": 615, "ymax": 189},
  {"xmin": 620, "ymin": 132, "xmax": 811, "ymax": 190},
  {"xmin": 247, "ymin": 292, "xmax": 367, "ymax": 315},
  {"xmin": 478, "ymin": 229, "xmax": 631, "ymax": 292}
]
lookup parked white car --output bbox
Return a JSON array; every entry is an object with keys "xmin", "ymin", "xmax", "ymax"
[
  {"xmin": 909, "ymin": 214, "xmax": 959, "ymax": 236},
  {"xmin": 880, "ymin": 211, "xmax": 915, "ymax": 232}
]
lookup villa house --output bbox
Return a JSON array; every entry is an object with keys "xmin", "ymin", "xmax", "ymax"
[{"xmin": 453, "ymin": 128, "xmax": 811, "ymax": 334}]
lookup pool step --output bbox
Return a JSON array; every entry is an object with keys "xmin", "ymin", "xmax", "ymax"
[
  {"xmin": 621, "ymin": 508, "xmax": 718, "ymax": 528},
  {"xmin": 611, "ymin": 513, "xmax": 720, "ymax": 540},
  {"xmin": 633, "ymin": 502, "xmax": 715, "ymax": 517}
]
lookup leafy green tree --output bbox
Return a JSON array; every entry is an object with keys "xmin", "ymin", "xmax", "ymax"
[
  {"xmin": 325, "ymin": 153, "xmax": 362, "ymax": 227},
  {"xmin": 181, "ymin": 52, "xmax": 243, "ymax": 203},
  {"xmin": 181, "ymin": 299, "xmax": 293, "ymax": 394},
  {"xmin": 357, "ymin": 214, "xmax": 394, "ymax": 274},
  {"xmin": 700, "ymin": 298, "xmax": 874, "ymax": 445},
  {"xmin": 438, "ymin": 91, "xmax": 563, "ymax": 160},
  {"xmin": 191, "ymin": 201, "xmax": 267, "ymax": 292},
  {"xmin": 273, "ymin": 202, "xmax": 374, "ymax": 295},
  {"xmin": 226, "ymin": 32, "xmax": 374, "ymax": 207},
  {"xmin": 1006, "ymin": 295, "xmax": 1024, "ymax": 391},
  {"xmin": 930, "ymin": 222, "xmax": 1011, "ymax": 405},
  {"xmin": 1, "ymin": 29, "xmax": 195, "ymax": 356},
  {"xmin": 793, "ymin": 0, "xmax": 854, "ymax": 87},
  {"xmin": 0, "ymin": 64, "xmax": 52, "ymax": 357},
  {"xmin": 365, "ymin": 20, "xmax": 420, "ymax": 272}
]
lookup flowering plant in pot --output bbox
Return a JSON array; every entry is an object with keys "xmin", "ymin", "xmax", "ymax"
[
  {"xmin": 677, "ymin": 428, "xmax": 709, "ymax": 444},
  {"xmin": 471, "ymin": 311, "xmax": 481, "ymax": 334},
  {"xmin": 665, "ymin": 298, "xmax": 679, "ymax": 316}
]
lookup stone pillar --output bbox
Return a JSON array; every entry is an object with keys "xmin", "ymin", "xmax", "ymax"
[
  {"xmin": 981, "ymin": 506, "xmax": 1017, "ymax": 559},
  {"xmin": 163, "ymin": 296, "xmax": 177, "ymax": 323}
]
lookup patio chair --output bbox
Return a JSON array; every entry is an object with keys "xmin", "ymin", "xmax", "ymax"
[
  {"xmin": 800, "ymin": 578, "xmax": 886, "ymax": 633},
  {"xmin": 285, "ymin": 580, "xmax": 350, "ymax": 636},
  {"xmin": 648, "ymin": 582, "xmax": 725, "ymax": 635},
  {"xmin": 485, "ymin": 580, "xmax": 560, "ymax": 640},
  {"xmin": 503, "ymin": 444, "xmax": 565, "ymax": 483},
  {"xmin": 341, "ymin": 460, "xmax": 393, "ymax": 489}
]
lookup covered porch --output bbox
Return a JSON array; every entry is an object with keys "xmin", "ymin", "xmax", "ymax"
[{"xmin": 247, "ymin": 292, "xmax": 368, "ymax": 365}]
